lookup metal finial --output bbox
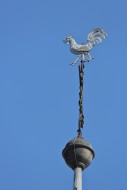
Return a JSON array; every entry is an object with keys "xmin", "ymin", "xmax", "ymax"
[{"xmin": 62, "ymin": 27, "xmax": 106, "ymax": 190}]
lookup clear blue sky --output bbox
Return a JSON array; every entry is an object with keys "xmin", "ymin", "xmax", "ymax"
[{"xmin": 0, "ymin": 0, "xmax": 127, "ymax": 190}]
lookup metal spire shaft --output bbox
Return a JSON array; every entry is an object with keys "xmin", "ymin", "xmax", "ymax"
[
  {"xmin": 77, "ymin": 60, "xmax": 85, "ymax": 136},
  {"xmin": 73, "ymin": 167, "xmax": 82, "ymax": 190}
]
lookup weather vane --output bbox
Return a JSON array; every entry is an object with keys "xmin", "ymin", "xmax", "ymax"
[
  {"xmin": 64, "ymin": 28, "xmax": 107, "ymax": 65},
  {"xmin": 63, "ymin": 28, "xmax": 107, "ymax": 136},
  {"xmin": 62, "ymin": 28, "xmax": 107, "ymax": 190}
]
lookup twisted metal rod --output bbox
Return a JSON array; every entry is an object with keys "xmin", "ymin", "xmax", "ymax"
[{"xmin": 77, "ymin": 60, "xmax": 85, "ymax": 137}]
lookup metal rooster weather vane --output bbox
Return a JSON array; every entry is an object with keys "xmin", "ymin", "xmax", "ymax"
[
  {"xmin": 62, "ymin": 28, "xmax": 107, "ymax": 190},
  {"xmin": 64, "ymin": 28, "xmax": 107, "ymax": 136}
]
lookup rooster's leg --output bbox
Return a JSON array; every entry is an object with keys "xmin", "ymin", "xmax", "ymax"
[
  {"xmin": 71, "ymin": 55, "xmax": 81, "ymax": 65},
  {"xmin": 87, "ymin": 53, "xmax": 94, "ymax": 61}
]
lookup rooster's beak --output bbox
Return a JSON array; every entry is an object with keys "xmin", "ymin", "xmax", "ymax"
[{"xmin": 63, "ymin": 40, "xmax": 69, "ymax": 44}]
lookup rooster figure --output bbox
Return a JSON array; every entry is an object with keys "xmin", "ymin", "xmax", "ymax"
[{"xmin": 64, "ymin": 28, "xmax": 107, "ymax": 65}]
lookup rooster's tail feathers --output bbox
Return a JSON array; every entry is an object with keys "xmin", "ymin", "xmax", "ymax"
[{"xmin": 87, "ymin": 28, "xmax": 107, "ymax": 45}]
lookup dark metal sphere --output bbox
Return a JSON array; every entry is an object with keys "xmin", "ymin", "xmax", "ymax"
[{"xmin": 62, "ymin": 136, "xmax": 95, "ymax": 170}]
